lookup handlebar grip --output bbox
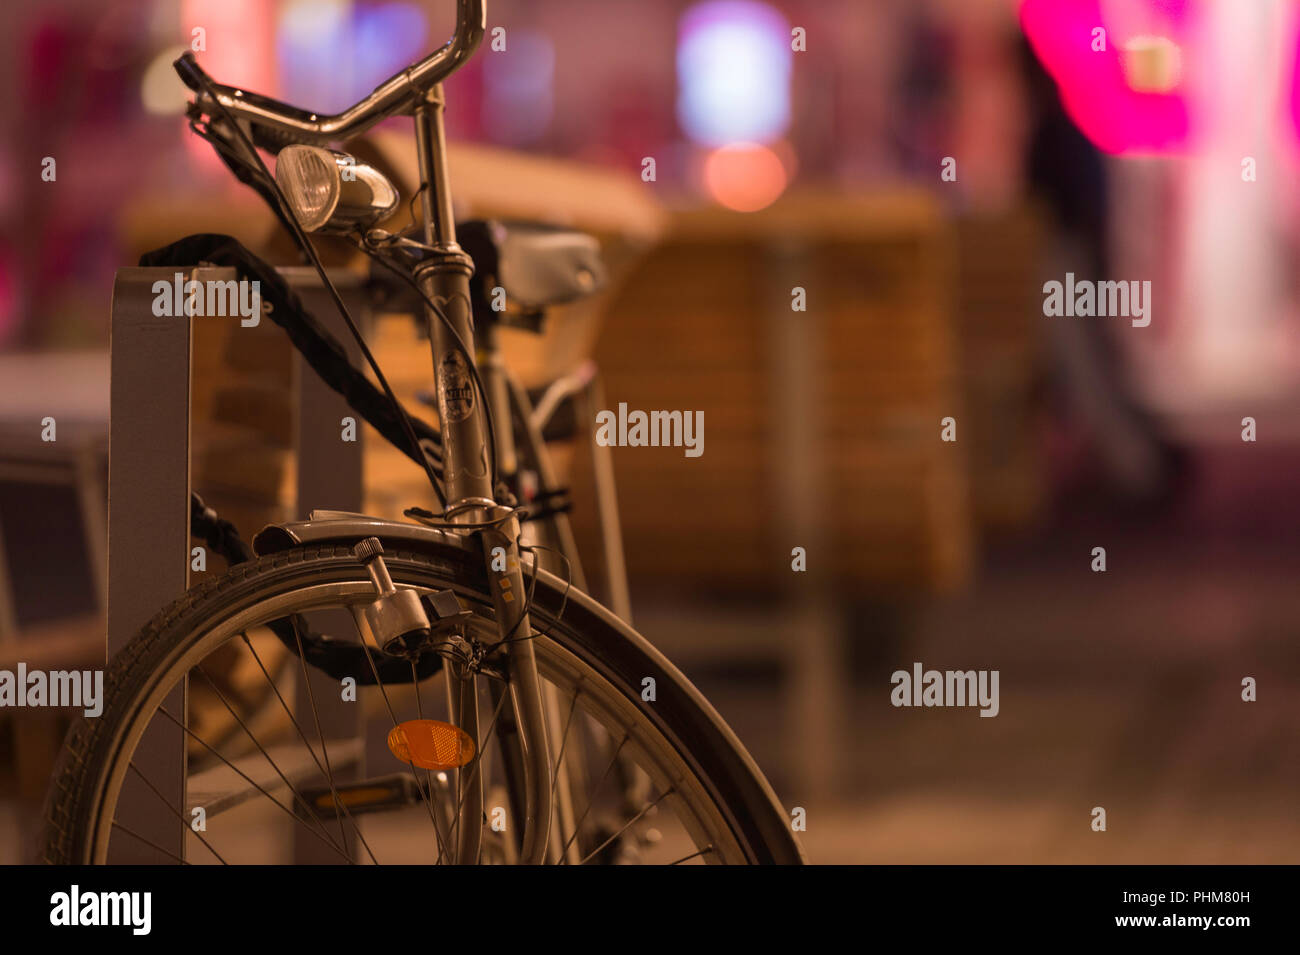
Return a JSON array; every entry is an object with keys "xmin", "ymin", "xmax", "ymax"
[
  {"xmin": 175, "ymin": 51, "xmax": 289, "ymax": 154},
  {"xmin": 173, "ymin": 51, "xmax": 210, "ymax": 93}
]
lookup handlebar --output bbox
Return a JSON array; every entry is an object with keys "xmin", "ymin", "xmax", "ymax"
[{"xmin": 175, "ymin": 0, "xmax": 485, "ymax": 147}]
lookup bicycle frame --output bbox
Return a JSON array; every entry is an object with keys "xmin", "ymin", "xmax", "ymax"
[
  {"xmin": 404, "ymin": 54, "xmax": 554, "ymax": 871},
  {"xmin": 180, "ymin": 0, "xmax": 556, "ymax": 864}
]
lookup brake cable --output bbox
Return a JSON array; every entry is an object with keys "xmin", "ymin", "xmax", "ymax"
[{"xmin": 187, "ymin": 73, "xmax": 452, "ymax": 506}]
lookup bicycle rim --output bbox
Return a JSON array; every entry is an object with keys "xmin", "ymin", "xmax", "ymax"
[{"xmin": 72, "ymin": 564, "xmax": 762, "ymax": 864}]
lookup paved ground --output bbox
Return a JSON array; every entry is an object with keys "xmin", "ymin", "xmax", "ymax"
[{"xmin": 683, "ymin": 472, "xmax": 1300, "ymax": 864}]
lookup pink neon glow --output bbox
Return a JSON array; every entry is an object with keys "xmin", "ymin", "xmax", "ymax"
[
  {"xmin": 1289, "ymin": 21, "xmax": 1300, "ymax": 152},
  {"xmin": 1019, "ymin": 0, "xmax": 1193, "ymax": 155},
  {"xmin": 0, "ymin": 244, "xmax": 15, "ymax": 347},
  {"xmin": 181, "ymin": 0, "xmax": 276, "ymax": 174}
]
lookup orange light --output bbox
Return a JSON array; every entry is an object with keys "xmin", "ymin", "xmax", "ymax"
[
  {"xmin": 387, "ymin": 719, "xmax": 475, "ymax": 770},
  {"xmin": 1119, "ymin": 36, "xmax": 1182, "ymax": 94},
  {"xmin": 702, "ymin": 142, "xmax": 790, "ymax": 212}
]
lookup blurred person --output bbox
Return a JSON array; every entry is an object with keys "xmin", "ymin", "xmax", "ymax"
[{"xmin": 1019, "ymin": 36, "xmax": 1190, "ymax": 508}]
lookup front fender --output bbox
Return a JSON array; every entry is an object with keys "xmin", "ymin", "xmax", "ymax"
[
  {"xmin": 251, "ymin": 512, "xmax": 806, "ymax": 862},
  {"xmin": 253, "ymin": 509, "xmax": 476, "ymax": 559}
]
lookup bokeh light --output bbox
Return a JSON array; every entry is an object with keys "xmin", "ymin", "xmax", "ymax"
[
  {"xmin": 702, "ymin": 141, "xmax": 789, "ymax": 211},
  {"xmin": 277, "ymin": 0, "xmax": 353, "ymax": 110},
  {"xmin": 677, "ymin": 1, "xmax": 792, "ymax": 147},
  {"xmin": 1020, "ymin": 0, "xmax": 1192, "ymax": 154},
  {"xmin": 0, "ymin": 243, "xmax": 16, "ymax": 347},
  {"xmin": 482, "ymin": 30, "xmax": 555, "ymax": 146},
  {"xmin": 140, "ymin": 45, "xmax": 191, "ymax": 116}
]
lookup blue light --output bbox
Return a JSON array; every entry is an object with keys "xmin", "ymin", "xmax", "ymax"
[
  {"xmin": 278, "ymin": 0, "xmax": 353, "ymax": 111},
  {"xmin": 677, "ymin": 1, "xmax": 792, "ymax": 147},
  {"xmin": 482, "ymin": 31, "xmax": 555, "ymax": 146},
  {"xmin": 277, "ymin": 1, "xmax": 428, "ymax": 112},
  {"xmin": 353, "ymin": 3, "xmax": 428, "ymax": 82}
]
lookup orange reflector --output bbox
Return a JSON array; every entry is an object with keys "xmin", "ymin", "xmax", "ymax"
[{"xmin": 387, "ymin": 719, "xmax": 475, "ymax": 770}]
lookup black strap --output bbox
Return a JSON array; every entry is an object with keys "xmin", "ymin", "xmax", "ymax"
[
  {"xmin": 152, "ymin": 236, "xmax": 460, "ymax": 684},
  {"xmin": 139, "ymin": 233, "xmax": 441, "ymax": 471},
  {"xmin": 190, "ymin": 492, "xmax": 253, "ymax": 564}
]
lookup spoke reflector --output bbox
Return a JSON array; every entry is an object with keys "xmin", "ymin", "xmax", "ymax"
[{"xmin": 387, "ymin": 719, "xmax": 475, "ymax": 770}]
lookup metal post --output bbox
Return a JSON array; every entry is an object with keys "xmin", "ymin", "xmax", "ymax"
[
  {"xmin": 108, "ymin": 266, "xmax": 373, "ymax": 864},
  {"xmin": 764, "ymin": 242, "xmax": 843, "ymax": 804},
  {"xmin": 107, "ymin": 267, "xmax": 193, "ymax": 863},
  {"xmin": 284, "ymin": 268, "xmax": 369, "ymax": 863}
]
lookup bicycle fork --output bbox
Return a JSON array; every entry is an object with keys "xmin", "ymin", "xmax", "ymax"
[{"xmin": 414, "ymin": 89, "xmax": 552, "ymax": 864}]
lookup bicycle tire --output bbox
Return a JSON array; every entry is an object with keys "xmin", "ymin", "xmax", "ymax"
[{"xmin": 42, "ymin": 543, "xmax": 804, "ymax": 864}]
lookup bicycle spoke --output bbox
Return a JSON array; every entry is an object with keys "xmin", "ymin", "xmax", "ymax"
[
  {"xmin": 239, "ymin": 632, "xmax": 379, "ymax": 864},
  {"xmin": 126, "ymin": 762, "xmax": 228, "ymax": 865},
  {"xmin": 667, "ymin": 845, "xmax": 715, "ymax": 866},
  {"xmin": 193, "ymin": 664, "xmax": 360, "ymax": 861},
  {"xmin": 558, "ymin": 734, "xmax": 628, "ymax": 860},
  {"xmin": 548, "ymin": 689, "xmax": 580, "ymax": 810},
  {"xmin": 355, "ymin": 629, "xmax": 451, "ymax": 862},
  {"xmin": 411, "ymin": 659, "xmax": 454, "ymax": 863},
  {"xmin": 448, "ymin": 671, "xmax": 469, "ymax": 860},
  {"xmin": 576, "ymin": 786, "xmax": 673, "ymax": 866},
  {"xmin": 156, "ymin": 706, "xmax": 354, "ymax": 863},
  {"xmin": 111, "ymin": 821, "xmax": 192, "ymax": 865},
  {"xmin": 451, "ymin": 687, "xmax": 510, "ymax": 826},
  {"xmin": 289, "ymin": 619, "xmax": 356, "ymax": 854}
]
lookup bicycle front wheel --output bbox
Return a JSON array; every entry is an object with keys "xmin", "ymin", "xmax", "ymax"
[{"xmin": 42, "ymin": 543, "xmax": 803, "ymax": 864}]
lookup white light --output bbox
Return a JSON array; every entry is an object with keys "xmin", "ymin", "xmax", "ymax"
[
  {"xmin": 140, "ymin": 46, "xmax": 192, "ymax": 116},
  {"xmin": 281, "ymin": 0, "xmax": 350, "ymax": 46},
  {"xmin": 677, "ymin": 1, "xmax": 791, "ymax": 147}
]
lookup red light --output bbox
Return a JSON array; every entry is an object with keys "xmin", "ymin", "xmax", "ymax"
[{"xmin": 702, "ymin": 142, "xmax": 789, "ymax": 212}]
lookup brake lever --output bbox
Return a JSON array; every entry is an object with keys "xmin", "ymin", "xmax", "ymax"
[{"xmin": 193, "ymin": 108, "xmax": 265, "ymax": 168}]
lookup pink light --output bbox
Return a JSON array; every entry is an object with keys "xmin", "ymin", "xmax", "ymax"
[
  {"xmin": 181, "ymin": 0, "xmax": 276, "ymax": 174},
  {"xmin": 181, "ymin": 0, "xmax": 275, "ymax": 91},
  {"xmin": 703, "ymin": 142, "xmax": 789, "ymax": 212},
  {"xmin": 1019, "ymin": 0, "xmax": 1193, "ymax": 155},
  {"xmin": 1288, "ymin": 20, "xmax": 1300, "ymax": 153},
  {"xmin": 0, "ymin": 243, "xmax": 15, "ymax": 347}
]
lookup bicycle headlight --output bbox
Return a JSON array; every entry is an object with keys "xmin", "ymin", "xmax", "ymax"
[{"xmin": 275, "ymin": 144, "xmax": 398, "ymax": 233}]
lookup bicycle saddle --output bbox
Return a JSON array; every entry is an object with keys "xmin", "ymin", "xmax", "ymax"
[
  {"xmin": 458, "ymin": 219, "xmax": 605, "ymax": 310},
  {"xmin": 367, "ymin": 219, "xmax": 605, "ymax": 332}
]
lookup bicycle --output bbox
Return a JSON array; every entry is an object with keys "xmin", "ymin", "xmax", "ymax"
[{"xmin": 40, "ymin": 0, "xmax": 803, "ymax": 865}]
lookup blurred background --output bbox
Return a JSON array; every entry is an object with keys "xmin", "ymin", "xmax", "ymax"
[{"xmin": 3, "ymin": 0, "xmax": 1300, "ymax": 863}]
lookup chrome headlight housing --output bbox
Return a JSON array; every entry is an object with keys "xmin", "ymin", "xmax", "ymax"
[{"xmin": 275, "ymin": 145, "xmax": 399, "ymax": 234}]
